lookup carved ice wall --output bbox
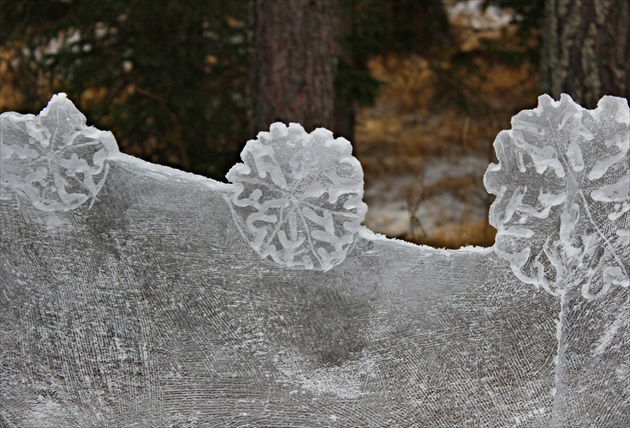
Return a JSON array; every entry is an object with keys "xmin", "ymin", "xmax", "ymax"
[{"xmin": 1, "ymin": 94, "xmax": 628, "ymax": 426}]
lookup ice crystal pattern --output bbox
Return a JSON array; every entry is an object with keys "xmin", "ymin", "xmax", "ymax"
[
  {"xmin": 0, "ymin": 93, "xmax": 118, "ymax": 211},
  {"xmin": 484, "ymin": 94, "xmax": 629, "ymax": 299},
  {"xmin": 226, "ymin": 123, "xmax": 367, "ymax": 271}
]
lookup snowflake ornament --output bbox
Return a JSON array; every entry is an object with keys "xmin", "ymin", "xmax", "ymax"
[
  {"xmin": 226, "ymin": 123, "xmax": 367, "ymax": 271},
  {"xmin": 484, "ymin": 94, "xmax": 629, "ymax": 299},
  {"xmin": 0, "ymin": 93, "xmax": 118, "ymax": 211}
]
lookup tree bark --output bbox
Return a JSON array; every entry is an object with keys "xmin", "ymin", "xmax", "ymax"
[
  {"xmin": 332, "ymin": 0, "xmax": 355, "ymax": 142},
  {"xmin": 541, "ymin": 0, "xmax": 630, "ymax": 108},
  {"xmin": 250, "ymin": 0, "xmax": 336, "ymax": 134}
]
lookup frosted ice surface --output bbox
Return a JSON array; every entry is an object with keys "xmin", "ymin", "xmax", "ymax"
[
  {"xmin": 0, "ymin": 93, "xmax": 118, "ymax": 211},
  {"xmin": 226, "ymin": 123, "xmax": 367, "ymax": 271},
  {"xmin": 484, "ymin": 94, "xmax": 630, "ymax": 299},
  {"xmin": 1, "ymin": 94, "xmax": 628, "ymax": 426}
]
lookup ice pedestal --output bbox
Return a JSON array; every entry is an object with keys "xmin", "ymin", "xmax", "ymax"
[{"xmin": 1, "ymin": 94, "xmax": 627, "ymax": 426}]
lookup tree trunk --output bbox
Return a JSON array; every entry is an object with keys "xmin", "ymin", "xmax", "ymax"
[
  {"xmin": 250, "ymin": 0, "xmax": 336, "ymax": 134},
  {"xmin": 332, "ymin": 0, "xmax": 355, "ymax": 142},
  {"xmin": 541, "ymin": 0, "xmax": 630, "ymax": 108}
]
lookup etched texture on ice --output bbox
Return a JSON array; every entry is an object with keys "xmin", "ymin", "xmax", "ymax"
[
  {"xmin": 226, "ymin": 123, "xmax": 367, "ymax": 271},
  {"xmin": 484, "ymin": 94, "xmax": 629, "ymax": 299},
  {"xmin": 0, "ymin": 93, "xmax": 118, "ymax": 211}
]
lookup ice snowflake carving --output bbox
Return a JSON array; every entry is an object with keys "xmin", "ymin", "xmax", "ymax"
[
  {"xmin": 0, "ymin": 93, "xmax": 118, "ymax": 211},
  {"xmin": 484, "ymin": 94, "xmax": 629, "ymax": 299},
  {"xmin": 226, "ymin": 123, "xmax": 367, "ymax": 271}
]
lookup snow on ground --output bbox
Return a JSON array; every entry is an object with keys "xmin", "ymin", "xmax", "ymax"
[{"xmin": 447, "ymin": 0, "xmax": 513, "ymax": 31}]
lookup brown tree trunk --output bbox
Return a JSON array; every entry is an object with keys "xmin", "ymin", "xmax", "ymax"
[
  {"xmin": 541, "ymin": 0, "xmax": 630, "ymax": 108},
  {"xmin": 332, "ymin": 0, "xmax": 355, "ymax": 142},
  {"xmin": 250, "ymin": 0, "xmax": 336, "ymax": 134}
]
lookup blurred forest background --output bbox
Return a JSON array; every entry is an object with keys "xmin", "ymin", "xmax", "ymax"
[{"xmin": 1, "ymin": 0, "xmax": 629, "ymax": 248}]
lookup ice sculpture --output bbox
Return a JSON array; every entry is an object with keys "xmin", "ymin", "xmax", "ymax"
[
  {"xmin": 226, "ymin": 123, "xmax": 366, "ymax": 271},
  {"xmin": 484, "ymin": 94, "xmax": 629, "ymax": 299},
  {"xmin": 1, "ymin": 94, "xmax": 628, "ymax": 426},
  {"xmin": 0, "ymin": 93, "xmax": 118, "ymax": 211}
]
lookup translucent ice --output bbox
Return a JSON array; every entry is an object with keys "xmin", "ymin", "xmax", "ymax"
[
  {"xmin": 0, "ymin": 94, "xmax": 628, "ymax": 426},
  {"xmin": 226, "ymin": 123, "xmax": 367, "ymax": 271},
  {"xmin": 0, "ymin": 93, "xmax": 118, "ymax": 211},
  {"xmin": 484, "ymin": 94, "xmax": 630, "ymax": 299}
]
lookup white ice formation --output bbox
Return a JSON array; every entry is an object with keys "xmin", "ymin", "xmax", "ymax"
[
  {"xmin": 0, "ymin": 93, "xmax": 118, "ymax": 211},
  {"xmin": 226, "ymin": 123, "xmax": 367, "ymax": 271},
  {"xmin": 484, "ymin": 94, "xmax": 629, "ymax": 299},
  {"xmin": 1, "ymin": 94, "xmax": 628, "ymax": 426}
]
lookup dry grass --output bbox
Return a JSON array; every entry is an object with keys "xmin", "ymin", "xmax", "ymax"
[
  {"xmin": 401, "ymin": 219, "xmax": 497, "ymax": 249},
  {"xmin": 355, "ymin": 20, "xmax": 541, "ymax": 248}
]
